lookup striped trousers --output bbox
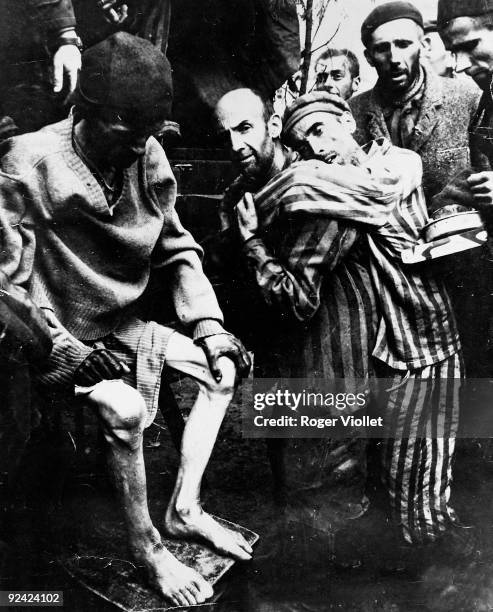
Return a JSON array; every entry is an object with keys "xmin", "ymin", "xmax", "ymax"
[{"xmin": 376, "ymin": 352, "xmax": 464, "ymax": 544}]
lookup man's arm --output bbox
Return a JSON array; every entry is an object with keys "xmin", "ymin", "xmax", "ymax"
[
  {"xmin": 254, "ymin": 158, "xmax": 403, "ymax": 228},
  {"xmin": 236, "ymin": 192, "xmax": 357, "ymax": 322},
  {"xmin": 0, "ymin": 172, "xmax": 35, "ymax": 287},
  {"xmin": 0, "ymin": 170, "xmax": 118, "ymax": 386},
  {"xmin": 149, "ymin": 142, "xmax": 250, "ymax": 380},
  {"xmin": 431, "ymin": 169, "xmax": 493, "ymax": 242}
]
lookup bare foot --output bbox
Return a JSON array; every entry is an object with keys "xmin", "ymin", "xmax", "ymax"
[
  {"xmin": 165, "ymin": 505, "xmax": 253, "ymax": 561},
  {"xmin": 132, "ymin": 536, "xmax": 213, "ymax": 607}
]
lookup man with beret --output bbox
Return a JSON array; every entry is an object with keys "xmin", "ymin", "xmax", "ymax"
[
  {"xmin": 0, "ymin": 32, "xmax": 253, "ymax": 606},
  {"xmin": 350, "ymin": 0, "xmax": 490, "ymax": 379},
  {"xmin": 272, "ymin": 91, "xmax": 472, "ymax": 555},
  {"xmin": 350, "ymin": 0, "xmax": 480, "ymax": 206}
]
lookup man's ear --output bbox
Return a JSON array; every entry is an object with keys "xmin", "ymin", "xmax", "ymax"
[
  {"xmin": 340, "ymin": 111, "xmax": 357, "ymax": 135},
  {"xmin": 351, "ymin": 76, "xmax": 361, "ymax": 96},
  {"xmin": 364, "ymin": 48, "xmax": 374, "ymax": 68},
  {"xmin": 421, "ymin": 35, "xmax": 432, "ymax": 58},
  {"xmin": 267, "ymin": 113, "xmax": 282, "ymax": 139}
]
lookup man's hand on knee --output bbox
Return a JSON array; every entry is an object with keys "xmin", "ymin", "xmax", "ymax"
[
  {"xmin": 195, "ymin": 333, "xmax": 251, "ymax": 383},
  {"xmin": 74, "ymin": 348, "xmax": 130, "ymax": 386}
]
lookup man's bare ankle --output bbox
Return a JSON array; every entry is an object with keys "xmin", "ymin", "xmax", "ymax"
[
  {"xmin": 170, "ymin": 501, "xmax": 201, "ymax": 523},
  {"xmin": 129, "ymin": 527, "xmax": 163, "ymax": 556}
]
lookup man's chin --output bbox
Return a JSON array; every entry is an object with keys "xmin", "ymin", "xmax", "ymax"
[
  {"xmin": 239, "ymin": 162, "xmax": 261, "ymax": 179},
  {"xmin": 388, "ymin": 81, "xmax": 410, "ymax": 94},
  {"xmin": 382, "ymin": 73, "xmax": 411, "ymax": 93}
]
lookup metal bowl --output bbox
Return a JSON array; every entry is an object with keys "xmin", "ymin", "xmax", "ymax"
[{"xmin": 424, "ymin": 210, "xmax": 484, "ymax": 242}]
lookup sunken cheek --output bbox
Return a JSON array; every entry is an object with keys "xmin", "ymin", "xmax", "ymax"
[{"xmin": 310, "ymin": 136, "xmax": 331, "ymax": 152}]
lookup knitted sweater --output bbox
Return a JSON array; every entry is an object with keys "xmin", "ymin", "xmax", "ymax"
[{"xmin": 0, "ymin": 116, "xmax": 224, "ymax": 379}]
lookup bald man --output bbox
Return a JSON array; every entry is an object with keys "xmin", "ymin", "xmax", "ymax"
[{"xmin": 210, "ymin": 90, "xmax": 398, "ymax": 566}]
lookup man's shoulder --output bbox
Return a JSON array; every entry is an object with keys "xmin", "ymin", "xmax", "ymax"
[
  {"xmin": 1, "ymin": 119, "xmax": 71, "ymax": 175},
  {"xmin": 384, "ymin": 144, "xmax": 423, "ymax": 175},
  {"xmin": 425, "ymin": 72, "xmax": 481, "ymax": 118},
  {"xmin": 349, "ymin": 89, "xmax": 376, "ymax": 132},
  {"xmin": 144, "ymin": 137, "xmax": 175, "ymax": 187},
  {"xmin": 349, "ymin": 89, "xmax": 374, "ymax": 113},
  {"xmin": 438, "ymin": 75, "xmax": 481, "ymax": 107}
]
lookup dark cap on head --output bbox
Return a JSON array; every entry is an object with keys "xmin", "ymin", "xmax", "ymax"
[
  {"xmin": 282, "ymin": 92, "xmax": 351, "ymax": 142},
  {"xmin": 77, "ymin": 32, "xmax": 173, "ymax": 122},
  {"xmin": 423, "ymin": 18, "xmax": 437, "ymax": 33},
  {"xmin": 361, "ymin": 1, "xmax": 424, "ymax": 47},
  {"xmin": 437, "ymin": 0, "xmax": 493, "ymax": 29}
]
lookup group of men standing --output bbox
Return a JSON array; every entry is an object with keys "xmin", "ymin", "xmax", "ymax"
[
  {"xmin": 212, "ymin": 0, "xmax": 493, "ymax": 569},
  {"xmin": 2, "ymin": 0, "xmax": 493, "ymax": 607}
]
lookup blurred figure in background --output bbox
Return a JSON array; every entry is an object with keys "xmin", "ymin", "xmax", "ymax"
[
  {"xmin": 314, "ymin": 48, "xmax": 361, "ymax": 100},
  {"xmin": 422, "ymin": 18, "xmax": 456, "ymax": 78},
  {"xmin": 0, "ymin": 0, "xmax": 81, "ymax": 134}
]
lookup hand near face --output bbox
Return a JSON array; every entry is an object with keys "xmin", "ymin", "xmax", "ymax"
[{"xmin": 235, "ymin": 192, "xmax": 258, "ymax": 242}]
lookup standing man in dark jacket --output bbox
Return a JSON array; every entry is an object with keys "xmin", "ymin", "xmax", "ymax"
[
  {"xmin": 434, "ymin": 0, "xmax": 493, "ymax": 378},
  {"xmin": 349, "ymin": 1, "xmax": 481, "ymax": 206},
  {"xmin": 350, "ymin": 0, "xmax": 488, "ymax": 376},
  {"xmin": 0, "ymin": 0, "xmax": 81, "ymax": 133},
  {"xmin": 437, "ymin": 0, "xmax": 493, "ymax": 191}
]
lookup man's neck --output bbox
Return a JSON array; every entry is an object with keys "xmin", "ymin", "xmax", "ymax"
[
  {"xmin": 267, "ymin": 141, "xmax": 291, "ymax": 180},
  {"xmin": 240, "ymin": 141, "xmax": 291, "ymax": 192},
  {"xmin": 255, "ymin": 141, "xmax": 291, "ymax": 188}
]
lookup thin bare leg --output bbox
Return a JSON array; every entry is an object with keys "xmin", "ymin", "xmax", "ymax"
[
  {"xmin": 163, "ymin": 333, "xmax": 253, "ymax": 561},
  {"xmin": 83, "ymin": 380, "xmax": 213, "ymax": 607}
]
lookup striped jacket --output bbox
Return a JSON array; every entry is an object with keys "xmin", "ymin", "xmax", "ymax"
[
  {"xmin": 364, "ymin": 142, "xmax": 461, "ymax": 369},
  {"xmin": 243, "ymin": 140, "xmax": 460, "ymax": 374},
  {"xmin": 241, "ymin": 152, "xmax": 405, "ymax": 380}
]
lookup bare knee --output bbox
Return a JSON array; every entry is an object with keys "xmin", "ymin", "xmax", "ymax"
[
  {"xmin": 202, "ymin": 357, "xmax": 236, "ymax": 398},
  {"xmin": 85, "ymin": 381, "xmax": 147, "ymax": 447}
]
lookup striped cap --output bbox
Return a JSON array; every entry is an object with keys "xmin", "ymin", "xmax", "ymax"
[{"xmin": 282, "ymin": 92, "xmax": 350, "ymax": 140}]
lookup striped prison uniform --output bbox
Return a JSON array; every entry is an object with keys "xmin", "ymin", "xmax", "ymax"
[
  {"xmin": 363, "ymin": 140, "xmax": 462, "ymax": 544},
  {"xmin": 376, "ymin": 353, "xmax": 462, "ymax": 544},
  {"xmin": 237, "ymin": 154, "xmax": 405, "ymax": 499},
  {"xmin": 241, "ymin": 154, "xmax": 405, "ymax": 380},
  {"xmin": 245, "ymin": 139, "xmax": 462, "ymax": 543}
]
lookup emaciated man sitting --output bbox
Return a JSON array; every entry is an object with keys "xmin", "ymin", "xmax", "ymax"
[{"xmin": 0, "ymin": 32, "xmax": 251, "ymax": 607}]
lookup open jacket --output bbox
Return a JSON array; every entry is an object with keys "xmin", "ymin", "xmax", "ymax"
[{"xmin": 349, "ymin": 63, "xmax": 482, "ymax": 205}]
